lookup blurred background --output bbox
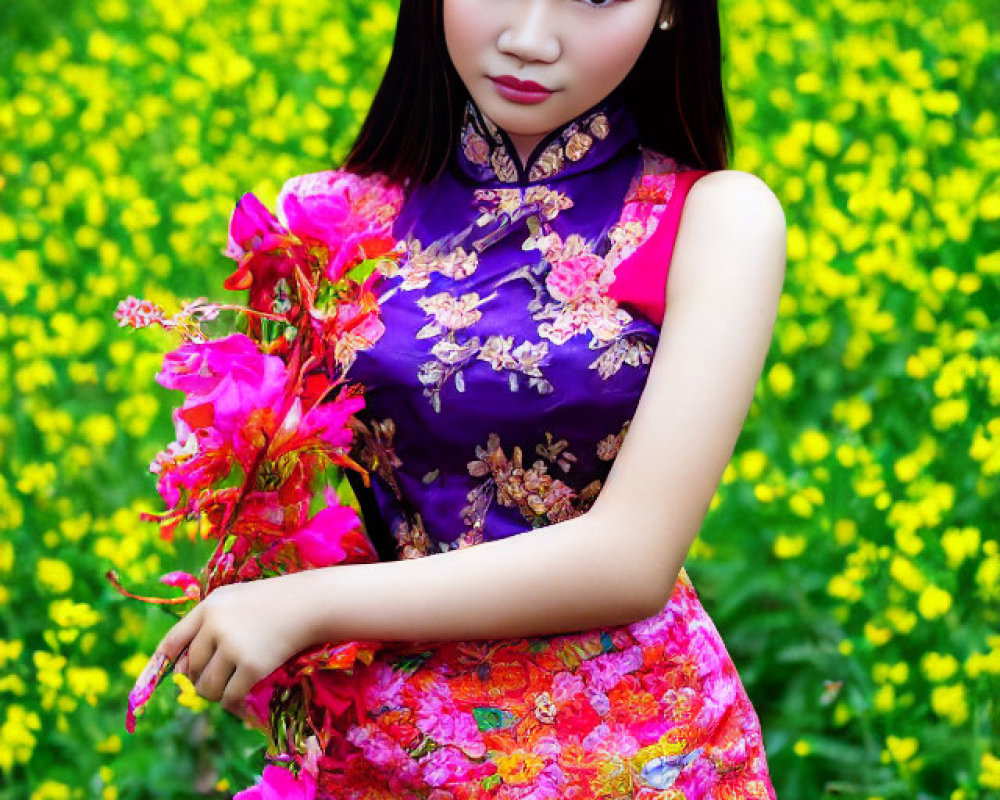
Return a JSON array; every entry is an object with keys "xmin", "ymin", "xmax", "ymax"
[{"xmin": 0, "ymin": 0, "xmax": 997, "ymax": 797}]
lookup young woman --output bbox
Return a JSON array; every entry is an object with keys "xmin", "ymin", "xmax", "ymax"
[{"xmin": 155, "ymin": 0, "xmax": 787, "ymax": 795}]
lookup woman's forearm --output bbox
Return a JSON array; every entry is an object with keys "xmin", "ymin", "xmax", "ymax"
[{"xmin": 290, "ymin": 506, "xmax": 686, "ymax": 646}]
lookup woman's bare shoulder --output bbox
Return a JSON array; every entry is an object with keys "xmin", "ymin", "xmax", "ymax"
[
  {"xmin": 667, "ymin": 168, "xmax": 787, "ymax": 304},
  {"xmin": 686, "ymin": 169, "xmax": 786, "ymax": 233}
]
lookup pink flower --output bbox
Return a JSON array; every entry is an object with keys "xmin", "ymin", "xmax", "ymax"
[
  {"xmin": 277, "ymin": 170, "xmax": 405, "ymax": 281},
  {"xmin": 287, "ymin": 488, "xmax": 365, "ymax": 568},
  {"xmin": 414, "ymin": 684, "xmax": 486, "ymax": 757},
  {"xmin": 159, "ymin": 571, "xmax": 202, "ymax": 601},
  {"xmin": 114, "ymin": 296, "xmax": 166, "ymax": 329},
  {"xmin": 420, "ymin": 746, "xmax": 496, "ymax": 787},
  {"xmin": 150, "ymin": 428, "xmax": 230, "ymax": 508},
  {"xmin": 233, "ymin": 764, "xmax": 317, "ymax": 800},
  {"xmin": 157, "ymin": 334, "xmax": 288, "ymax": 444},
  {"xmin": 269, "ymin": 391, "xmax": 364, "ymax": 459},
  {"xmin": 225, "ymin": 193, "xmax": 288, "ymax": 263}
]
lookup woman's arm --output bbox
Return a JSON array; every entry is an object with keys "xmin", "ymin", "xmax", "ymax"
[
  {"xmin": 288, "ymin": 169, "xmax": 788, "ymax": 645},
  {"xmin": 155, "ymin": 170, "xmax": 787, "ymax": 717}
]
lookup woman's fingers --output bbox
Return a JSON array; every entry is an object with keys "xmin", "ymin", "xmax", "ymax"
[
  {"xmin": 221, "ymin": 668, "xmax": 258, "ymax": 721},
  {"xmin": 194, "ymin": 650, "xmax": 237, "ymax": 704},
  {"xmin": 185, "ymin": 627, "xmax": 220, "ymax": 686},
  {"xmin": 155, "ymin": 602, "xmax": 203, "ymax": 668}
]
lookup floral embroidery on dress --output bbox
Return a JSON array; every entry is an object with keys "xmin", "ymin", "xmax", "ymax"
[
  {"xmin": 588, "ymin": 334, "xmax": 654, "ymax": 380},
  {"xmin": 413, "ymin": 291, "xmax": 555, "ymax": 412},
  {"xmin": 350, "ymin": 416, "xmax": 404, "ymax": 503},
  {"xmin": 596, "ymin": 420, "xmax": 631, "ymax": 461},
  {"xmin": 525, "ymin": 228, "xmax": 634, "ymax": 347},
  {"xmin": 378, "ymin": 238, "xmax": 479, "ymax": 291},
  {"xmin": 460, "ymin": 432, "xmax": 603, "ymax": 545},
  {"xmin": 393, "ymin": 512, "xmax": 434, "ymax": 560},
  {"xmin": 459, "ymin": 99, "xmax": 612, "ymax": 185},
  {"xmin": 602, "ymin": 149, "xmax": 681, "ymax": 272}
]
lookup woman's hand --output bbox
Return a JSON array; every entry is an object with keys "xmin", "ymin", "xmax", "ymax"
[{"xmin": 152, "ymin": 573, "xmax": 315, "ymax": 722}]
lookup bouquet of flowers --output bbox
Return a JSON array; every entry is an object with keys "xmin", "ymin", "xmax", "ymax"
[{"xmin": 106, "ymin": 171, "xmax": 405, "ymax": 795}]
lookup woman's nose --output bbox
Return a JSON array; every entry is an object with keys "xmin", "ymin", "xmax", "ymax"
[{"xmin": 496, "ymin": 0, "xmax": 561, "ymax": 64}]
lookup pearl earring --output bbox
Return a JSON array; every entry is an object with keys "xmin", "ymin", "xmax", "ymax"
[{"xmin": 659, "ymin": 15, "xmax": 674, "ymax": 30}]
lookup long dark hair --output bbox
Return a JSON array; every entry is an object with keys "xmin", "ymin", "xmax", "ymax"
[{"xmin": 341, "ymin": 0, "xmax": 732, "ymax": 187}]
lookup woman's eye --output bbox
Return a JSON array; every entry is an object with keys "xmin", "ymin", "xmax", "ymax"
[{"xmin": 577, "ymin": 0, "xmax": 618, "ymax": 6}]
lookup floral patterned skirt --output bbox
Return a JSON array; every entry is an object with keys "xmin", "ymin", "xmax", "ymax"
[{"xmin": 310, "ymin": 567, "xmax": 777, "ymax": 800}]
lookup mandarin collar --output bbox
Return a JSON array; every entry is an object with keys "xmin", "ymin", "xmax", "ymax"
[{"xmin": 454, "ymin": 89, "xmax": 639, "ymax": 186}]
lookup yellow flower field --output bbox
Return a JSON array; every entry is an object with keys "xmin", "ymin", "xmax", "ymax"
[{"xmin": 0, "ymin": 0, "xmax": 997, "ymax": 797}]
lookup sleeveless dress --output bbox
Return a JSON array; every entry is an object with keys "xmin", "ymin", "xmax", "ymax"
[{"xmin": 287, "ymin": 90, "xmax": 777, "ymax": 800}]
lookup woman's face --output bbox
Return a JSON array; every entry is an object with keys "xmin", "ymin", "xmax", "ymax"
[{"xmin": 443, "ymin": 0, "xmax": 664, "ymax": 165}]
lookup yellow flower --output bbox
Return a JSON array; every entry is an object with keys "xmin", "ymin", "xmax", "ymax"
[
  {"xmin": 872, "ymin": 661, "xmax": 909, "ymax": 685},
  {"xmin": 31, "ymin": 781, "xmax": 72, "ymax": 800},
  {"xmin": 892, "ymin": 526, "xmax": 923, "ymax": 557},
  {"xmin": 36, "ymin": 558, "xmax": 73, "ymax": 594},
  {"xmin": 79, "ymin": 414, "xmax": 117, "ymax": 449},
  {"xmin": 884, "ymin": 735, "xmax": 919, "ymax": 764},
  {"xmin": 981, "ymin": 752, "xmax": 1000, "ymax": 789},
  {"xmin": 792, "ymin": 739, "xmax": 812, "ymax": 757},
  {"xmin": 885, "ymin": 606, "xmax": 917, "ymax": 634},
  {"xmin": 494, "ymin": 750, "xmax": 545, "ymax": 784},
  {"xmin": 0, "ymin": 640, "xmax": 23, "ymax": 669},
  {"xmin": 864, "ymin": 622, "xmax": 893, "ymax": 647},
  {"xmin": 49, "ymin": 598, "xmax": 101, "ymax": 629},
  {"xmin": 889, "ymin": 555, "xmax": 926, "ymax": 593},
  {"xmin": 0, "ymin": 541, "xmax": 13, "ymax": 573},
  {"xmin": 918, "ymin": 584, "xmax": 952, "ymax": 619},
  {"xmin": 941, "ymin": 526, "xmax": 980, "ymax": 569},
  {"xmin": 921, "ymin": 652, "xmax": 958, "ymax": 682},
  {"xmin": 873, "ymin": 683, "xmax": 895, "ymax": 713},
  {"xmin": 122, "ymin": 652, "xmax": 150, "ymax": 680},
  {"xmin": 767, "ymin": 362, "xmax": 795, "ymax": 396},
  {"xmin": 965, "ymin": 647, "xmax": 1000, "ymax": 679},
  {"xmin": 96, "ymin": 734, "xmax": 122, "ymax": 754},
  {"xmin": 798, "ymin": 430, "xmax": 830, "ymax": 462},
  {"xmin": 0, "ymin": 704, "xmax": 42, "ymax": 771},
  {"xmin": 773, "ymin": 533, "xmax": 807, "ymax": 559},
  {"xmin": 66, "ymin": 666, "xmax": 109, "ymax": 706},
  {"xmin": 788, "ymin": 492, "xmax": 815, "ymax": 518},
  {"xmin": 930, "ymin": 683, "xmax": 968, "ymax": 726},
  {"xmin": 833, "ymin": 519, "xmax": 857, "ymax": 546},
  {"xmin": 827, "ymin": 574, "xmax": 862, "ymax": 602},
  {"xmin": 833, "ymin": 396, "xmax": 872, "ymax": 431},
  {"xmin": 738, "ymin": 450, "xmax": 768, "ymax": 481},
  {"xmin": 812, "ymin": 120, "xmax": 841, "ymax": 156},
  {"xmin": 753, "ymin": 483, "xmax": 775, "ymax": 503},
  {"xmin": 931, "ymin": 397, "xmax": 968, "ymax": 429},
  {"xmin": 173, "ymin": 672, "xmax": 209, "ymax": 712}
]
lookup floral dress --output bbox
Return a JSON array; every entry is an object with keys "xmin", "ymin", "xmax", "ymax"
[{"xmin": 290, "ymin": 90, "xmax": 777, "ymax": 799}]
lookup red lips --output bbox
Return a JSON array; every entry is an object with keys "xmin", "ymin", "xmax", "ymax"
[{"xmin": 492, "ymin": 75, "xmax": 552, "ymax": 93}]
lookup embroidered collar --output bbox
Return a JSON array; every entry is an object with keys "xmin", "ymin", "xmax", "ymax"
[{"xmin": 455, "ymin": 90, "xmax": 640, "ymax": 186}]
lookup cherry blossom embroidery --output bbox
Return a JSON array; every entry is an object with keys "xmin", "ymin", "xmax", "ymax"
[
  {"xmin": 588, "ymin": 334, "xmax": 654, "ymax": 380},
  {"xmin": 461, "ymin": 432, "xmax": 602, "ymax": 543},
  {"xmin": 378, "ymin": 238, "xmax": 479, "ymax": 291},
  {"xmin": 415, "ymin": 291, "xmax": 555, "ymax": 412}
]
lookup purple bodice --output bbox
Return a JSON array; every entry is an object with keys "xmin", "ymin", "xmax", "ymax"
[{"xmin": 345, "ymin": 91, "xmax": 697, "ymax": 559}]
